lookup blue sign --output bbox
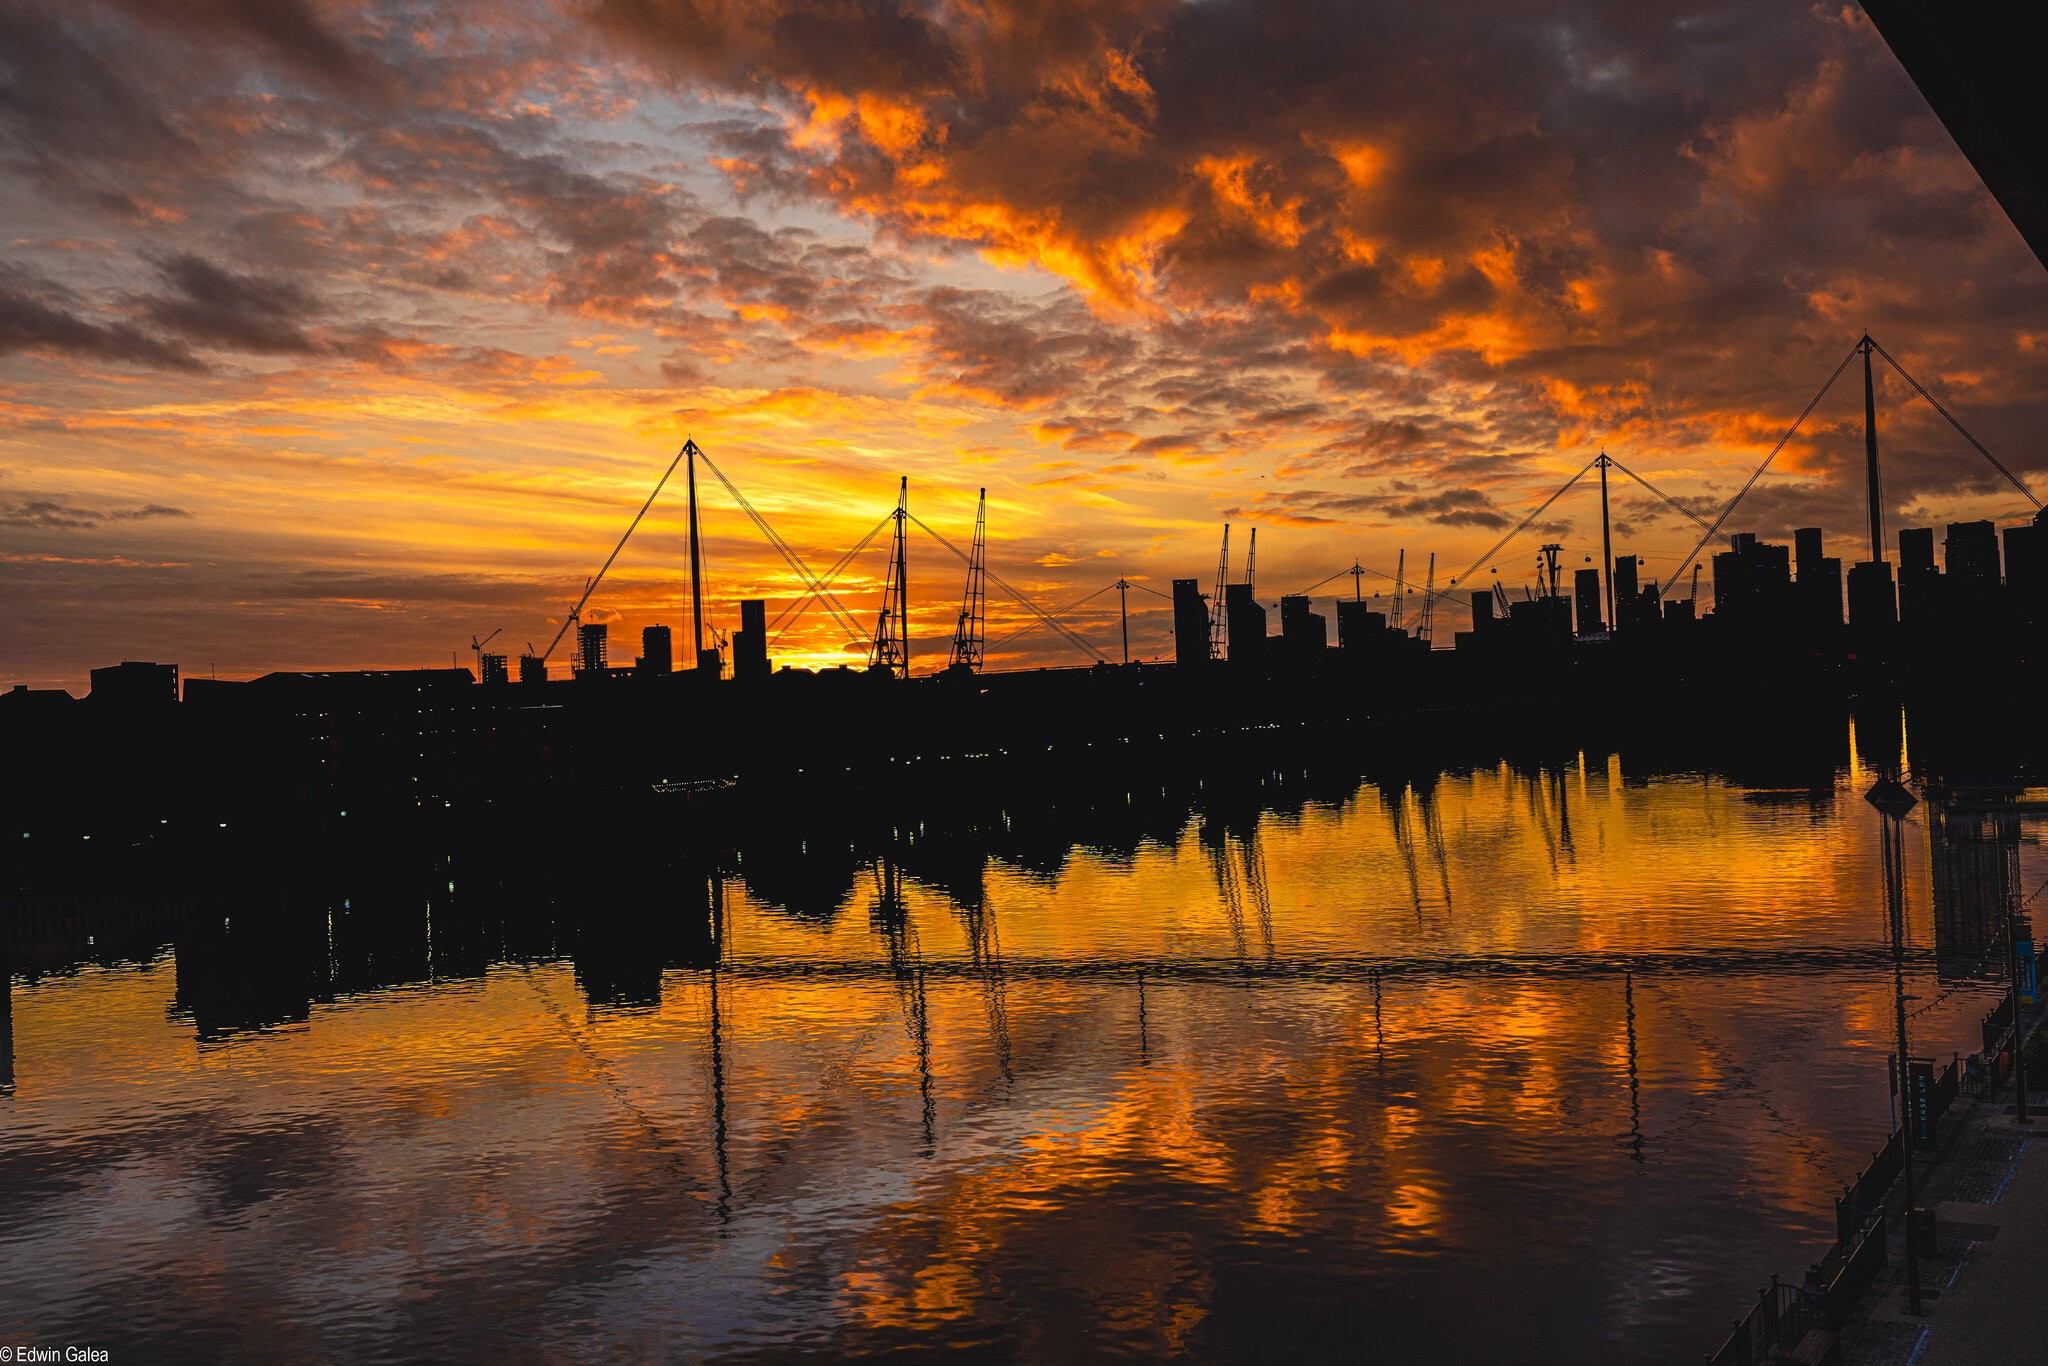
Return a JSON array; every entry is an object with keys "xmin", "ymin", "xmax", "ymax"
[{"xmin": 2019, "ymin": 940, "xmax": 2038, "ymax": 1010}]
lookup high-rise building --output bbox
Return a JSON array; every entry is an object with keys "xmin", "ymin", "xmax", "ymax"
[
  {"xmin": 479, "ymin": 653, "xmax": 508, "ymax": 685},
  {"xmin": 1944, "ymin": 519, "xmax": 1999, "ymax": 582},
  {"xmin": 1573, "ymin": 568, "xmax": 1604, "ymax": 635},
  {"xmin": 1792, "ymin": 528, "xmax": 1842, "ymax": 634},
  {"xmin": 1172, "ymin": 579, "xmax": 1209, "ymax": 665},
  {"xmin": 576, "ymin": 622, "xmax": 608, "ymax": 674},
  {"xmin": 640, "ymin": 625, "xmax": 672, "ymax": 677},
  {"xmin": 1711, "ymin": 533, "xmax": 1792, "ymax": 627},
  {"xmin": 1225, "ymin": 582, "xmax": 1266, "ymax": 662},
  {"xmin": 2005, "ymin": 512, "xmax": 2047, "ymax": 594},
  {"xmin": 1899, "ymin": 526, "xmax": 1936, "ymax": 575},
  {"xmin": 1337, "ymin": 600, "xmax": 1383, "ymax": 651},
  {"xmin": 732, "ymin": 600, "xmax": 769, "ymax": 681},
  {"xmin": 1847, "ymin": 561, "xmax": 1897, "ymax": 633},
  {"xmin": 1897, "ymin": 527, "xmax": 1939, "ymax": 626},
  {"xmin": 1279, "ymin": 595, "xmax": 1327, "ymax": 654},
  {"xmin": 519, "ymin": 654, "xmax": 547, "ymax": 684},
  {"xmin": 1794, "ymin": 527, "xmax": 1825, "ymax": 578}
]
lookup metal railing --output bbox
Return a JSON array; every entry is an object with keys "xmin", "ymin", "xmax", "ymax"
[{"xmin": 1707, "ymin": 1276, "xmax": 1823, "ymax": 1366}]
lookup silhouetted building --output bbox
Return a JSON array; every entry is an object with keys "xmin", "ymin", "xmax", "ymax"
[
  {"xmin": 639, "ymin": 625, "xmax": 672, "ymax": 677},
  {"xmin": 1897, "ymin": 527, "xmax": 1939, "ymax": 627},
  {"xmin": 1279, "ymin": 595, "xmax": 1326, "ymax": 655},
  {"xmin": 1468, "ymin": 590, "xmax": 1495, "ymax": 635},
  {"xmin": 1573, "ymin": 568, "xmax": 1603, "ymax": 636},
  {"xmin": 1795, "ymin": 527, "xmax": 1824, "ymax": 576},
  {"xmin": 576, "ymin": 623, "xmax": 608, "ymax": 675},
  {"xmin": 1847, "ymin": 561, "xmax": 1897, "ymax": 635},
  {"xmin": 1945, "ymin": 519, "xmax": 1999, "ymax": 582},
  {"xmin": 1793, "ymin": 528, "xmax": 1842, "ymax": 636},
  {"xmin": 479, "ymin": 653, "xmax": 508, "ymax": 685},
  {"xmin": 0, "ymin": 684, "xmax": 76, "ymax": 715},
  {"xmin": 518, "ymin": 654, "xmax": 547, "ymax": 684},
  {"xmin": 2004, "ymin": 513, "xmax": 2047, "ymax": 594},
  {"xmin": 1172, "ymin": 579, "xmax": 1209, "ymax": 665},
  {"xmin": 1225, "ymin": 583, "xmax": 1265, "ymax": 663},
  {"xmin": 733, "ymin": 600, "xmax": 769, "ymax": 682},
  {"xmin": 88, "ymin": 660, "xmax": 178, "ymax": 708},
  {"xmin": 1337, "ymin": 600, "xmax": 1383, "ymax": 651},
  {"xmin": 1711, "ymin": 533, "xmax": 1792, "ymax": 629}
]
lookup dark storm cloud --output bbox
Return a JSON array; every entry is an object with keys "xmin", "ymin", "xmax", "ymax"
[
  {"xmin": 96, "ymin": 0, "xmax": 380, "ymax": 91},
  {"xmin": 0, "ymin": 495, "xmax": 195, "ymax": 530},
  {"xmin": 0, "ymin": 273, "xmax": 206, "ymax": 371},
  {"xmin": 590, "ymin": 0, "xmax": 965, "ymax": 98},
  {"xmin": 140, "ymin": 253, "xmax": 322, "ymax": 354},
  {"xmin": 582, "ymin": 0, "xmax": 2048, "ymax": 510},
  {"xmin": 1246, "ymin": 484, "xmax": 1511, "ymax": 531}
]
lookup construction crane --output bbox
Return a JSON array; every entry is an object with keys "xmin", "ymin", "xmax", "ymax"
[
  {"xmin": 948, "ymin": 488, "xmax": 987, "ymax": 670},
  {"xmin": 1417, "ymin": 553, "xmax": 1436, "ymax": 645},
  {"xmin": 468, "ymin": 628, "xmax": 500, "ymax": 679},
  {"xmin": 869, "ymin": 477, "xmax": 910, "ymax": 677},
  {"xmin": 1689, "ymin": 564, "xmax": 1702, "ymax": 605},
  {"xmin": 1244, "ymin": 527, "xmax": 1258, "ymax": 602},
  {"xmin": 1391, "ymin": 548, "xmax": 1406, "ymax": 631},
  {"xmin": 1209, "ymin": 524, "xmax": 1230, "ymax": 660}
]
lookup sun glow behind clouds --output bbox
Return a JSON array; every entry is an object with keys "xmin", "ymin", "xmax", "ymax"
[{"xmin": 1, "ymin": 0, "xmax": 2044, "ymax": 689}]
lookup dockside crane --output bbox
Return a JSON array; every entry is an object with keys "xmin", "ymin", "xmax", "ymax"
[
  {"xmin": 1391, "ymin": 549, "xmax": 1406, "ymax": 630},
  {"xmin": 948, "ymin": 489, "xmax": 988, "ymax": 671},
  {"xmin": 1244, "ymin": 527, "xmax": 1258, "ymax": 602},
  {"xmin": 1417, "ymin": 553, "xmax": 1436, "ymax": 645},
  {"xmin": 870, "ymin": 477, "xmax": 910, "ymax": 678},
  {"xmin": 1209, "ymin": 525, "xmax": 1230, "ymax": 660}
]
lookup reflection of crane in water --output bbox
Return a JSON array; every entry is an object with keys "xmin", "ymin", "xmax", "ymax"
[
  {"xmin": 1199, "ymin": 814, "xmax": 1275, "ymax": 963},
  {"xmin": 1411, "ymin": 777, "xmax": 1455, "ymax": 914},
  {"xmin": 1381, "ymin": 781, "xmax": 1426, "ymax": 921},
  {"xmin": 1517, "ymin": 764, "xmax": 1575, "ymax": 876},
  {"xmin": 954, "ymin": 893, "xmax": 1013, "ymax": 1084},
  {"xmin": 871, "ymin": 852, "xmax": 936, "ymax": 1153}
]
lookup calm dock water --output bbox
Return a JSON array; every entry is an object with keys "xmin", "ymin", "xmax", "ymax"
[{"xmin": 1, "ymin": 737, "xmax": 2034, "ymax": 1363}]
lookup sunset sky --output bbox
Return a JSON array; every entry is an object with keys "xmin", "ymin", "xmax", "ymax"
[{"xmin": 4, "ymin": 0, "xmax": 2045, "ymax": 691}]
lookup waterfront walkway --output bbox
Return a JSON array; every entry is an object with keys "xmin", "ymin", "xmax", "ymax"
[{"xmin": 1841, "ymin": 1072, "xmax": 2046, "ymax": 1365}]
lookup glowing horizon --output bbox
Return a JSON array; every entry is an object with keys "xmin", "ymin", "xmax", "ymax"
[{"xmin": 4, "ymin": 1, "xmax": 2045, "ymax": 692}]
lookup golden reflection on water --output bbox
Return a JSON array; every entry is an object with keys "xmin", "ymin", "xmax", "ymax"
[{"xmin": 2, "ymin": 751, "xmax": 2035, "ymax": 1362}]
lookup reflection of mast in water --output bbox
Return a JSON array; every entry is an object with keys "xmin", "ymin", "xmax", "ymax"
[
  {"xmin": 1137, "ymin": 972, "xmax": 1151, "ymax": 1063},
  {"xmin": 707, "ymin": 873, "xmax": 733, "ymax": 1224},
  {"xmin": 1617, "ymin": 969, "xmax": 1644, "ymax": 1166},
  {"xmin": 957, "ymin": 894, "xmax": 1013, "ymax": 1084},
  {"xmin": 873, "ymin": 853, "xmax": 936, "ymax": 1154},
  {"xmin": 1372, "ymin": 970, "xmax": 1385, "ymax": 1079}
]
